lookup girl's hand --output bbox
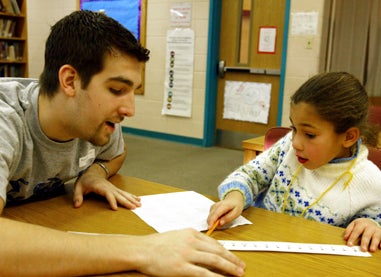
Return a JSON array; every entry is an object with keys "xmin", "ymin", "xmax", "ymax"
[
  {"xmin": 344, "ymin": 218, "xmax": 381, "ymax": 252},
  {"xmin": 207, "ymin": 191, "xmax": 245, "ymax": 229}
]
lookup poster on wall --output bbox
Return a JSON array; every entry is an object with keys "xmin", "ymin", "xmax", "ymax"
[
  {"xmin": 161, "ymin": 28, "xmax": 194, "ymax": 117},
  {"xmin": 223, "ymin": 81, "xmax": 271, "ymax": 124},
  {"xmin": 170, "ymin": 2, "xmax": 192, "ymax": 27},
  {"xmin": 290, "ymin": 11, "xmax": 318, "ymax": 35},
  {"xmin": 258, "ymin": 26, "xmax": 277, "ymax": 54},
  {"xmin": 80, "ymin": 0, "xmax": 141, "ymax": 39}
]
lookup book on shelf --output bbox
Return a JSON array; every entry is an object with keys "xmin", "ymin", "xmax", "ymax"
[
  {"xmin": 0, "ymin": 0, "xmax": 5, "ymax": 12},
  {"xmin": 9, "ymin": 0, "xmax": 20, "ymax": 15},
  {"xmin": 0, "ymin": 18, "xmax": 17, "ymax": 37},
  {"xmin": 0, "ymin": 64, "xmax": 23, "ymax": 77},
  {"xmin": 0, "ymin": 41, "xmax": 23, "ymax": 61},
  {"xmin": 8, "ymin": 19, "xmax": 15, "ymax": 36},
  {"xmin": 1, "ymin": 0, "xmax": 20, "ymax": 15}
]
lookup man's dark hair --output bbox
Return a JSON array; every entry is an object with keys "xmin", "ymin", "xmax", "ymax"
[{"xmin": 39, "ymin": 10, "xmax": 150, "ymax": 97}]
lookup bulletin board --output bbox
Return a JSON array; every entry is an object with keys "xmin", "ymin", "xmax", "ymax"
[{"xmin": 77, "ymin": 0, "xmax": 147, "ymax": 94}]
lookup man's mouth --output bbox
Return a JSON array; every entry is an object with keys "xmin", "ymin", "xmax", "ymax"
[{"xmin": 106, "ymin": 121, "xmax": 115, "ymax": 130}]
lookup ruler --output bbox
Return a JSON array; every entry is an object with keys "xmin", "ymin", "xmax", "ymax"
[{"xmin": 218, "ymin": 240, "xmax": 371, "ymax": 257}]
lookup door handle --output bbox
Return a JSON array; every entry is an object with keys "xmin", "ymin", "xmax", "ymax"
[{"xmin": 218, "ymin": 60, "xmax": 280, "ymax": 78}]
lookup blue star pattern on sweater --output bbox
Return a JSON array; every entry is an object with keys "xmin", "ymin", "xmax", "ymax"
[{"xmin": 218, "ymin": 132, "xmax": 381, "ymax": 228}]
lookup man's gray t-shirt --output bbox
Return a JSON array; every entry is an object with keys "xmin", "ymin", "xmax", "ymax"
[{"xmin": 0, "ymin": 78, "xmax": 125, "ymax": 203}]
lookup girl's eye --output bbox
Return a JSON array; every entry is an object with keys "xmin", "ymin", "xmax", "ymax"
[{"xmin": 306, "ymin": 133, "xmax": 315, "ymax": 139}]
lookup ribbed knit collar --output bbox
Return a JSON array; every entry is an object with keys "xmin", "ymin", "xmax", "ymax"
[{"xmin": 329, "ymin": 139, "xmax": 361, "ymax": 164}]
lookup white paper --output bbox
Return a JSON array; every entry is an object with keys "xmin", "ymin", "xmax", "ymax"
[
  {"xmin": 258, "ymin": 27, "xmax": 276, "ymax": 53},
  {"xmin": 223, "ymin": 81, "xmax": 271, "ymax": 124},
  {"xmin": 132, "ymin": 191, "xmax": 252, "ymax": 233},
  {"xmin": 170, "ymin": 2, "xmax": 192, "ymax": 27},
  {"xmin": 291, "ymin": 12, "xmax": 319, "ymax": 35}
]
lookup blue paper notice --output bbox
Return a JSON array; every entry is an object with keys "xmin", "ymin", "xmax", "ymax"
[{"xmin": 81, "ymin": 0, "xmax": 140, "ymax": 39}]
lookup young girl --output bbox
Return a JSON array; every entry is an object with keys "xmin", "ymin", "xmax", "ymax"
[{"xmin": 208, "ymin": 72, "xmax": 381, "ymax": 252}]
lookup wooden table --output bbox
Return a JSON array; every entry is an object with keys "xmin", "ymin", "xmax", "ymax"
[
  {"xmin": 4, "ymin": 175, "xmax": 381, "ymax": 276},
  {"xmin": 242, "ymin": 136, "xmax": 265, "ymax": 164}
]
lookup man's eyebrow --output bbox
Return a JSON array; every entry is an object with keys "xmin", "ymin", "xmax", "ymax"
[
  {"xmin": 109, "ymin": 76, "xmax": 134, "ymax": 87},
  {"xmin": 108, "ymin": 76, "xmax": 142, "ymax": 90}
]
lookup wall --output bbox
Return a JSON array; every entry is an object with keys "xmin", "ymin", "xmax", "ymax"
[
  {"xmin": 126, "ymin": 0, "xmax": 209, "ymax": 139},
  {"xmin": 281, "ymin": 0, "xmax": 329, "ymax": 126},
  {"xmin": 27, "ymin": 0, "xmax": 329, "ymax": 142},
  {"xmin": 27, "ymin": 0, "xmax": 77, "ymax": 78}
]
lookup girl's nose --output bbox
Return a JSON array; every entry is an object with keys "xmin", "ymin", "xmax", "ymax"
[{"xmin": 292, "ymin": 133, "xmax": 303, "ymax": 151}]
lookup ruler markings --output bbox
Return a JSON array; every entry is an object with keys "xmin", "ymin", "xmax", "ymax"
[{"xmin": 218, "ymin": 240, "xmax": 371, "ymax": 257}]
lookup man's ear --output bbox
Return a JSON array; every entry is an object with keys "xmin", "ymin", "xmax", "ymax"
[
  {"xmin": 58, "ymin": 65, "xmax": 78, "ymax": 97},
  {"xmin": 343, "ymin": 127, "xmax": 360, "ymax": 148}
]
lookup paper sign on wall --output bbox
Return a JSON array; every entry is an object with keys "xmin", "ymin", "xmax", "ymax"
[
  {"xmin": 162, "ymin": 28, "xmax": 194, "ymax": 117},
  {"xmin": 170, "ymin": 2, "xmax": 192, "ymax": 27},
  {"xmin": 223, "ymin": 81, "xmax": 271, "ymax": 124},
  {"xmin": 291, "ymin": 11, "xmax": 318, "ymax": 35},
  {"xmin": 258, "ymin": 26, "xmax": 277, "ymax": 54}
]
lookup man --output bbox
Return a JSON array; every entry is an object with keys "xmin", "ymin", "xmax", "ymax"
[{"xmin": 0, "ymin": 11, "xmax": 245, "ymax": 276}]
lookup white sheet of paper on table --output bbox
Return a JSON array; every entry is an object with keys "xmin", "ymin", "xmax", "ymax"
[{"xmin": 131, "ymin": 191, "xmax": 252, "ymax": 233}]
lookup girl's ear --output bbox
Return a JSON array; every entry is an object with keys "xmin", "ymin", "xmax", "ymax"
[
  {"xmin": 343, "ymin": 127, "xmax": 360, "ymax": 148},
  {"xmin": 58, "ymin": 64, "xmax": 78, "ymax": 97}
]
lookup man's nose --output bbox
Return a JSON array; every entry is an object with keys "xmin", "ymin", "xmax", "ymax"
[{"xmin": 119, "ymin": 93, "xmax": 135, "ymax": 117}]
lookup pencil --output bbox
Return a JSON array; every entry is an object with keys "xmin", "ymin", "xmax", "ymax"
[{"xmin": 206, "ymin": 218, "xmax": 221, "ymax": 236}]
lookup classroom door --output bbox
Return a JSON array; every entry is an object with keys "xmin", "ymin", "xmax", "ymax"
[{"xmin": 216, "ymin": 0, "xmax": 287, "ymax": 148}]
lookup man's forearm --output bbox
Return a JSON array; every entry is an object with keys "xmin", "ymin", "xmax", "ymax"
[{"xmin": 0, "ymin": 217, "xmax": 140, "ymax": 276}]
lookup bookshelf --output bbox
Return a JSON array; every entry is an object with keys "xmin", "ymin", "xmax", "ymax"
[{"xmin": 0, "ymin": 0, "xmax": 27, "ymax": 77}]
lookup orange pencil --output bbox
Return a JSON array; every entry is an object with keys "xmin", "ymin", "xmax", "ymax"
[{"xmin": 206, "ymin": 218, "xmax": 221, "ymax": 236}]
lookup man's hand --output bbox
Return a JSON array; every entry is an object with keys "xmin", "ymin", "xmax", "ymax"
[
  {"xmin": 73, "ymin": 167, "xmax": 141, "ymax": 210},
  {"xmin": 133, "ymin": 228, "xmax": 246, "ymax": 277}
]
